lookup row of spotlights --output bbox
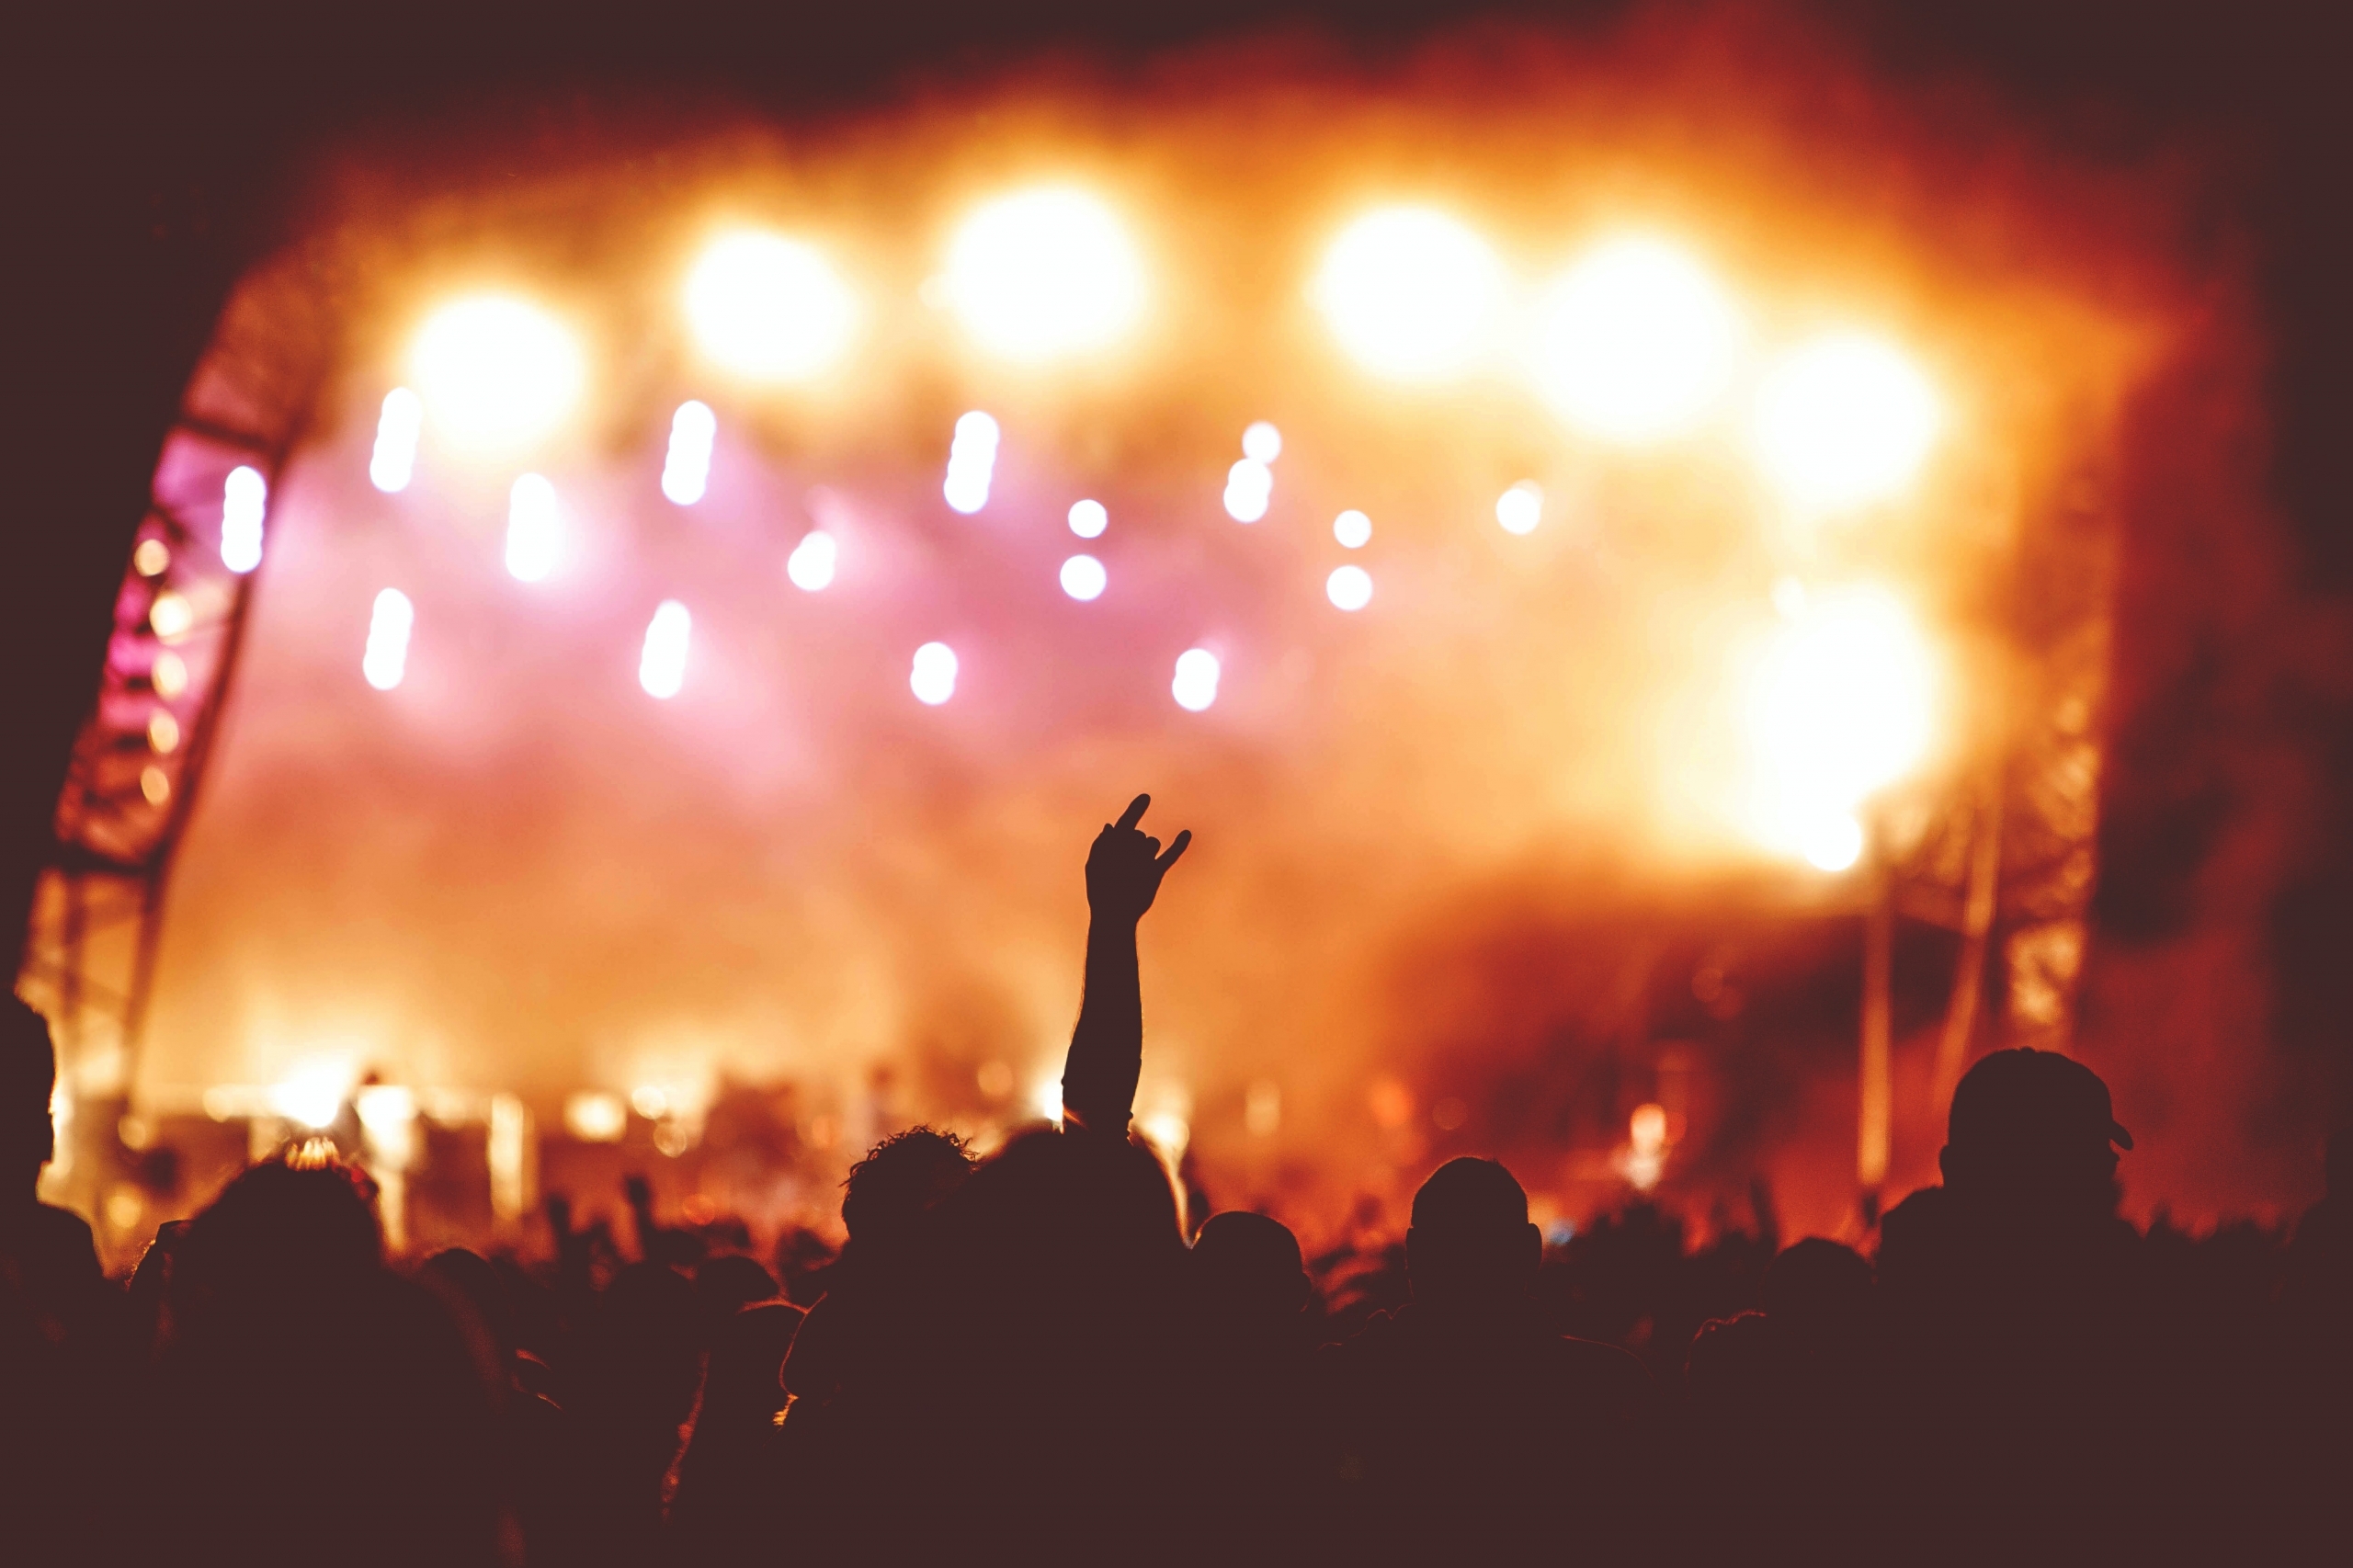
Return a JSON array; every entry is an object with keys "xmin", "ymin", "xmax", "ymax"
[{"xmin": 398, "ymin": 192, "xmax": 1939, "ymax": 510}]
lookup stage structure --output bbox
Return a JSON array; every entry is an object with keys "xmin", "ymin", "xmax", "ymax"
[{"xmin": 14, "ymin": 57, "xmax": 2151, "ymax": 1253}]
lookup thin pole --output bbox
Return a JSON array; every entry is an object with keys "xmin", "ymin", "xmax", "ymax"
[
  {"xmin": 1933, "ymin": 777, "xmax": 2004, "ymax": 1108},
  {"xmin": 1858, "ymin": 868, "xmax": 1893, "ymax": 1197}
]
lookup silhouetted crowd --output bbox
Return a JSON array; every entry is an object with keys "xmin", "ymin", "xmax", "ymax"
[{"xmin": 4, "ymin": 797, "xmax": 2348, "ymax": 1564}]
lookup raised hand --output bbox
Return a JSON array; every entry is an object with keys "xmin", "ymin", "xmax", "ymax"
[{"xmin": 1085, "ymin": 792, "xmax": 1192, "ymax": 923}]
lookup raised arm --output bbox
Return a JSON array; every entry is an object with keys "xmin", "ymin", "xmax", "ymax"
[{"xmin": 1059, "ymin": 792, "xmax": 1190, "ymax": 1137}]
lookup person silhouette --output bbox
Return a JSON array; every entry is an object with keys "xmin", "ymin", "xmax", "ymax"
[
  {"xmin": 1322, "ymin": 1157, "xmax": 1657, "ymax": 1564},
  {"xmin": 1177, "ymin": 1211, "xmax": 1319, "ymax": 1561}
]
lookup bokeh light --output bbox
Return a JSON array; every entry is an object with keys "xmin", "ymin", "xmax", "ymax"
[
  {"xmin": 661, "ymin": 400, "xmax": 716, "ymax": 505},
  {"xmin": 132, "ymin": 539, "xmax": 169, "ymax": 578},
  {"xmin": 1753, "ymin": 333, "xmax": 1940, "ymax": 509},
  {"xmin": 639, "ymin": 600, "xmax": 692, "ymax": 699},
  {"xmin": 1744, "ymin": 585, "xmax": 1937, "ymax": 861},
  {"xmin": 684, "ymin": 231, "xmax": 859, "ymax": 381},
  {"xmin": 1531, "ymin": 237, "xmax": 1739, "ymax": 441},
  {"xmin": 910, "ymin": 641, "xmax": 959, "ymax": 705},
  {"xmin": 1242, "ymin": 420, "xmax": 1283, "ymax": 462},
  {"xmin": 1333, "ymin": 508, "xmax": 1371, "ymax": 549},
  {"xmin": 1172, "ymin": 648, "xmax": 1221, "ymax": 711},
  {"xmin": 1495, "ymin": 481, "xmax": 1543, "ymax": 534},
  {"xmin": 148, "ymin": 591, "xmax": 192, "ymax": 642},
  {"xmin": 409, "ymin": 295, "xmax": 584, "ymax": 453},
  {"xmin": 362, "ymin": 588, "xmax": 413, "ymax": 690},
  {"xmin": 151, "ymin": 651, "xmax": 187, "ymax": 699},
  {"xmin": 943, "ymin": 410, "xmax": 1000, "ymax": 514},
  {"xmin": 787, "ymin": 530, "xmax": 836, "ymax": 591},
  {"xmin": 1059, "ymin": 553, "xmax": 1107, "ymax": 601},
  {"xmin": 1326, "ymin": 563, "xmax": 1373, "ymax": 611},
  {"xmin": 220, "ymin": 465, "xmax": 266, "ymax": 574},
  {"xmin": 1314, "ymin": 206, "xmax": 1506, "ymax": 381},
  {"xmin": 1223, "ymin": 458, "xmax": 1272, "ymax": 522},
  {"xmin": 944, "ymin": 187, "xmax": 1145, "ymax": 361},
  {"xmin": 1067, "ymin": 498, "xmax": 1108, "ymax": 539},
  {"xmin": 505, "ymin": 474, "xmax": 561, "ymax": 583},
  {"xmin": 369, "ymin": 388, "xmax": 422, "ymax": 492}
]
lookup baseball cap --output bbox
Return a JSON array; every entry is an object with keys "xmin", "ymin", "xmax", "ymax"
[{"xmin": 1948, "ymin": 1048, "xmax": 2132, "ymax": 1157}]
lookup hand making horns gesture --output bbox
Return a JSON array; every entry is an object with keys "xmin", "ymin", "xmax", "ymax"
[{"xmin": 1085, "ymin": 793, "xmax": 1192, "ymax": 923}]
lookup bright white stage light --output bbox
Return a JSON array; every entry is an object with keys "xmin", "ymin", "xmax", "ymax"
[
  {"xmin": 639, "ymin": 600, "xmax": 691, "ymax": 699},
  {"xmin": 1802, "ymin": 813, "xmax": 1866, "ymax": 873},
  {"xmin": 1223, "ymin": 458, "xmax": 1272, "ymax": 523},
  {"xmin": 410, "ymin": 295, "xmax": 584, "ymax": 453},
  {"xmin": 662, "ymin": 400, "xmax": 717, "ymax": 505},
  {"xmin": 945, "ymin": 187, "xmax": 1145, "ymax": 361},
  {"xmin": 506, "ymin": 474, "xmax": 561, "ymax": 583},
  {"xmin": 220, "ymin": 465, "xmax": 266, "ymax": 574},
  {"xmin": 911, "ymin": 641, "xmax": 959, "ymax": 705},
  {"xmin": 1753, "ymin": 333, "xmax": 1940, "ymax": 509},
  {"xmin": 1495, "ymin": 481, "xmax": 1543, "ymax": 535},
  {"xmin": 787, "ymin": 530, "xmax": 837, "ymax": 591},
  {"xmin": 370, "ymin": 388, "xmax": 423, "ymax": 492},
  {"xmin": 1326, "ymin": 564, "xmax": 1373, "ymax": 611},
  {"xmin": 1068, "ymin": 498, "xmax": 1108, "ymax": 539},
  {"xmin": 684, "ymin": 231, "xmax": 858, "ymax": 381},
  {"xmin": 1059, "ymin": 553, "xmax": 1107, "ymax": 601},
  {"xmin": 944, "ymin": 410, "xmax": 1000, "ymax": 514},
  {"xmin": 1745, "ymin": 585, "xmax": 1936, "ymax": 862},
  {"xmin": 363, "ymin": 588, "xmax": 414, "ymax": 691},
  {"xmin": 1532, "ymin": 237, "xmax": 1739, "ymax": 442},
  {"xmin": 1333, "ymin": 509, "xmax": 1371, "ymax": 549},
  {"xmin": 272, "ymin": 1062, "xmax": 351, "ymax": 1131},
  {"xmin": 1242, "ymin": 421, "xmax": 1283, "ymax": 462},
  {"xmin": 1172, "ymin": 648, "xmax": 1221, "ymax": 711},
  {"xmin": 563, "ymin": 1091, "xmax": 627, "ymax": 1142},
  {"xmin": 1313, "ymin": 207, "xmax": 1506, "ymax": 382}
]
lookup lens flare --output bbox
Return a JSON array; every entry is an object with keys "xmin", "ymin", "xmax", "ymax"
[
  {"xmin": 1314, "ymin": 206, "xmax": 1506, "ymax": 381},
  {"xmin": 1172, "ymin": 647, "xmax": 1221, "ymax": 711},
  {"xmin": 1532, "ymin": 237, "xmax": 1739, "ymax": 441},
  {"xmin": 911, "ymin": 641, "xmax": 959, "ymax": 705},
  {"xmin": 1753, "ymin": 333, "xmax": 1940, "ymax": 509},
  {"xmin": 409, "ymin": 295, "xmax": 584, "ymax": 453},
  {"xmin": 1743, "ymin": 585, "xmax": 1937, "ymax": 861},
  {"xmin": 944, "ymin": 187, "xmax": 1145, "ymax": 361},
  {"xmin": 684, "ymin": 232, "xmax": 859, "ymax": 381}
]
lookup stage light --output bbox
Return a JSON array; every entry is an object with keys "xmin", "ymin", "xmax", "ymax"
[
  {"xmin": 911, "ymin": 641, "xmax": 959, "ymax": 705},
  {"xmin": 787, "ymin": 530, "xmax": 836, "ymax": 591},
  {"xmin": 662, "ymin": 400, "xmax": 716, "ymax": 506},
  {"xmin": 148, "ymin": 591, "xmax": 192, "ymax": 642},
  {"xmin": 1313, "ymin": 206, "xmax": 1505, "ymax": 381},
  {"xmin": 640, "ymin": 600, "xmax": 691, "ymax": 699},
  {"xmin": 1745, "ymin": 585, "xmax": 1936, "ymax": 861},
  {"xmin": 1333, "ymin": 509, "xmax": 1371, "ymax": 549},
  {"xmin": 363, "ymin": 588, "xmax": 414, "ymax": 690},
  {"xmin": 1242, "ymin": 421, "xmax": 1283, "ymax": 462},
  {"xmin": 944, "ymin": 410, "xmax": 999, "ymax": 514},
  {"xmin": 1031, "ymin": 1075, "xmax": 1064, "ymax": 1124},
  {"xmin": 1059, "ymin": 553, "xmax": 1107, "ymax": 601},
  {"xmin": 1753, "ymin": 333, "xmax": 1939, "ymax": 509},
  {"xmin": 944, "ymin": 187, "xmax": 1145, "ymax": 361},
  {"xmin": 370, "ymin": 388, "xmax": 423, "ymax": 492},
  {"xmin": 506, "ymin": 474, "xmax": 561, "ymax": 583},
  {"xmin": 220, "ymin": 465, "xmax": 265, "ymax": 574},
  {"xmin": 272, "ymin": 1062, "xmax": 350, "ymax": 1130},
  {"xmin": 563, "ymin": 1091, "xmax": 627, "ymax": 1142},
  {"xmin": 139, "ymin": 767, "xmax": 170, "ymax": 807},
  {"xmin": 132, "ymin": 539, "xmax": 169, "ymax": 577},
  {"xmin": 1141, "ymin": 1109, "xmax": 1190, "ymax": 1164},
  {"xmin": 1802, "ymin": 813, "xmax": 1865, "ymax": 873},
  {"xmin": 1223, "ymin": 458, "xmax": 1272, "ymax": 523},
  {"xmin": 151, "ymin": 651, "xmax": 187, "ymax": 699},
  {"xmin": 1625, "ymin": 1101, "xmax": 1669, "ymax": 1190},
  {"xmin": 1532, "ymin": 237, "xmax": 1739, "ymax": 441},
  {"xmin": 1495, "ymin": 481, "xmax": 1543, "ymax": 535},
  {"xmin": 1067, "ymin": 498, "xmax": 1108, "ymax": 539},
  {"xmin": 1326, "ymin": 564, "xmax": 1373, "ymax": 611},
  {"xmin": 685, "ymin": 231, "xmax": 858, "ymax": 381},
  {"xmin": 146, "ymin": 712, "xmax": 179, "ymax": 754},
  {"xmin": 409, "ymin": 295, "xmax": 584, "ymax": 453},
  {"xmin": 1172, "ymin": 648, "xmax": 1220, "ymax": 711}
]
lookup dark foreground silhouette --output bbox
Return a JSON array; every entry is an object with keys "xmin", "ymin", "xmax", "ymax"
[{"xmin": 5, "ymin": 798, "xmax": 2347, "ymax": 1566}]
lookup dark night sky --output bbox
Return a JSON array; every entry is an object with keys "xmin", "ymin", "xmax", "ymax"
[{"xmin": 7, "ymin": 0, "xmax": 2349, "ymax": 1131}]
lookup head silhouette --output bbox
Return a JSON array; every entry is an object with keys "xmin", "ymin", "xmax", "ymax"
[
  {"xmin": 1, "ymin": 996, "xmax": 58, "ymax": 1198},
  {"xmin": 1407, "ymin": 1157, "xmax": 1540, "ymax": 1312},
  {"xmin": 1939, "ymin": 1048, "xmax": 2131, "ymax": 1221},
  {"xmin": 841, "ymin": 1125, "xmax": 974, "ymax": 1253},
  {"xmin": 1191, "ymin": 1210, "xmax": 1309, "ymax": 1343}
]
